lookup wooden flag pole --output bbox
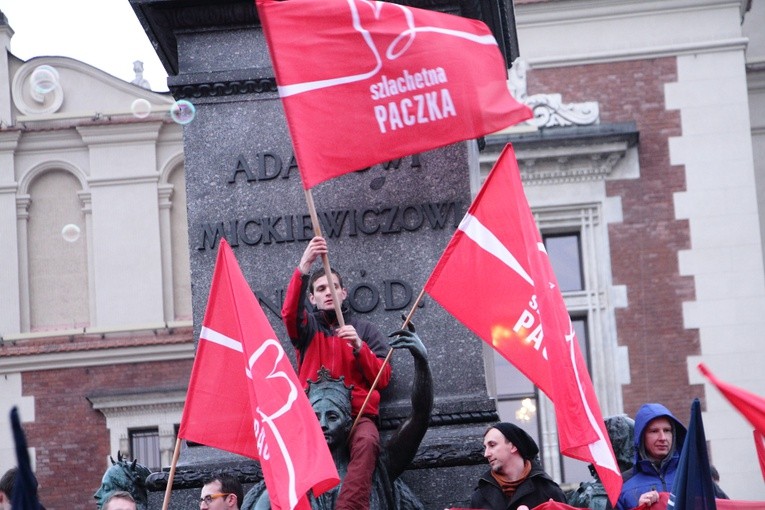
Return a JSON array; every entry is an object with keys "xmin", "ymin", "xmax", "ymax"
[
  {"xmin": 304, "ymin": 188, "xmax": 345, "ymax": 327},
  {"xmin": 161, "ymin": 436, "xmax": 183, "ymax": 510},
  {"xmin": 349, "ymin": 286, "xmax": 427, "ymax": 435}
]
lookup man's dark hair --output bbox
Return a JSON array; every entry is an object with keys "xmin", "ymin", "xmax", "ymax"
[
  {"xmin": 308, "ymin": 267, "xmax": 344, "ymax": 294},
  {"xmin": 202, "ymin": 472, "xmax": 243, "ymax": 508},
  {"xmin": 103, "ymin": 491, "xmax": 135, "ymax": 509},
  {"xmin": 0, "ymin": 467, "xmax": 17, "ymax": 498}
]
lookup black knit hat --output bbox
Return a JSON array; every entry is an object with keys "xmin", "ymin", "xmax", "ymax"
[{"xmin": 491, "ymin": 422, "xmax": 540, "ymax": 460}]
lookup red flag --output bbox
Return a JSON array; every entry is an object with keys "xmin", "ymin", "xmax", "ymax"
[
  {"xmin": 698, "ymin": 364, "xmax": 765, "ymax": 435},
  {"xmin": 629, "ymin": 492, "xmax": 671, "ymax": 510},
  {"xmin": 699, "ymin": 363, "xmax": 765, "ymax": 484},
  {"xmin": 255, "ymin": 0, "xmax": 532, "ymax": 189},
  {"xmin": 756, "ymin": 430, "xmax": 765, "ymax": 483},
  {"xmin": 716, "ymin": 501, "xmax": 765, "ymax": 510},
  {"xmin": 179, "ymin": 239, "xmax": 339, "ymax": 510},
  {"xmin": 424, "ymin": 144, "xmax": 622, "ymax": 505}
]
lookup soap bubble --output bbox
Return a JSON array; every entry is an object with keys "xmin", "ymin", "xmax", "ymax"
[
  {"xmin": 169, "ymin": 100, "xmax": 196, "ymax": 125},
  {"xmin": 30, "ymin": 65, "xmax": 59, "ymax": 95},
  {"xmin": 131, "ymin": 98, "xmax": 152, "ymax": 119},
  {"xmin": 61, "ymin": 224, "xmax": 81, "ymax": 243}
]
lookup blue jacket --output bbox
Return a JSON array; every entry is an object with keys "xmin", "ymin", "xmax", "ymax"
[{"xmin": 616, "ymin": 404, "xmax": 687, "ymax": 510}]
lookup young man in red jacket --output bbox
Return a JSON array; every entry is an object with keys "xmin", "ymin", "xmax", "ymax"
[{"xmin": 282, "ymin": 236, "xmax": 391, "ymax": 510}]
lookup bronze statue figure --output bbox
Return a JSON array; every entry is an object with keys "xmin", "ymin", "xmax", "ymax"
[
  {"xmin": 94, "ymin": 452, "xmax": 152, "ymax": 510},
  {"xmin": 567, "ymin": 414, "xmax": 636, "ymax": 510},
  {"xmin": 242, "ymin": 326, "xmax": 433, "ymax": 510}
]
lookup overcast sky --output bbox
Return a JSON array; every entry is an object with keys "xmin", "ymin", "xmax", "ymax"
[{"xmin": 1, "ymin": 0, "xmax": 169, "ymax": 92}]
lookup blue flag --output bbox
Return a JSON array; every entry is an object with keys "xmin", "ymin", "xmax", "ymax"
[
  {"xmin": 10, "ymin": 407, "xmax": 42, "ymax": 510},
  {"xmin": 668, "ymin": 399, "xmax": 716, "ymax": 510}
]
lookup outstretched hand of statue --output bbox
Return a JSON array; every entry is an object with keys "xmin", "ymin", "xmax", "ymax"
[{"xmin": 388, "ymin": 327, "xmax": 427, "ymax": 359}]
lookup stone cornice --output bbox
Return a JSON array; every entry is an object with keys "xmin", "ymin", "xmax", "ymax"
[
  {"xmin": 130, "ymin": 0, "xmax": 516, "ymax": 82},
  {"xmin": 0, "ymin": 342, "xmax": 195, "ymax": 375},
  {"xmin": 0, "ymin": 326, "xmax": 195, "ymax": 375},
  {"xmin": 77, "ymin": 122, "xmax": 163, "ymax": 145},
  {"xmin": 483, "ymin": 122, "xmax": 639, "ymax": 186},
  {"xmin": 529, "ymin": 38, "xmax": 749, "ymax": 69},
  {"xmin": 88, "ymin": 388, "xmax": 187, "ymax": 416},
  {"xmin": 516, "ymin": 0, "xmax": 749, "ymax": 68},
  {"xmin": 517, "ymin": 0, "xmax": 749, "ymax": 25}
]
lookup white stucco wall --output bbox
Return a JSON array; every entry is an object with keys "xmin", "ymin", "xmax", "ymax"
[
  {"xmin": 668, "ymin": 50, "xmax": 765, "ymax": 499},
  {"xmin": 516, "ymin": 0, "xmax": 764, "ymax": 498}
]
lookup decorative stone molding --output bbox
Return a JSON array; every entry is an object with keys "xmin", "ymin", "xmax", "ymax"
[
  {"xmin": 170, "ymin": 79, "xmax": 278, "ymax": 100},
  {"xmin": 515, "ymin": 142, "xmax": 630, "ymax": 185},
  {"xmin": 11, "ymin": 62, "xmax": 64, "ymax": 116},
  {"xmin": 524, "ymin": 93, "xmax": 600, "ymax": 128},
  {"xmin": 15, "ymin": 195, "xmax": 31, "ymax": 221},
  {"xmin": 509, "ymin": 58, "xmax": 599, "ymax": 128},
  {"xmin": 482, "ymin": 123, "xmax": 639, "ymax": 186}
]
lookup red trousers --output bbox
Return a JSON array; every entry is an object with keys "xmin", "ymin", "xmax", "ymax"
[{"xmin": 335, "ymin": 416, "xmax": 380, "ymax": 510}]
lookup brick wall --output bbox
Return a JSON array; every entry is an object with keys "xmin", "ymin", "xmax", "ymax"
[
  {"xmin": 528, "ymin": 58, "xmax": 704, "ymax": 422},
  {"xmin": 21, "ymin": 358, "xmax": 192, "ymax": 510}
]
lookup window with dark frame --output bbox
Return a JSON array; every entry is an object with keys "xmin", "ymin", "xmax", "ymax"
[
  {"xmin": 492, "ymin": 230, "xmax": 594, "ymax": 485},
  {"xmin": 543, "ymin": 233, "xmax": 584, "ymax": 292},
  {"xmin": 129, "ymin": 427, "xmax": 161, "ymax": 471}
]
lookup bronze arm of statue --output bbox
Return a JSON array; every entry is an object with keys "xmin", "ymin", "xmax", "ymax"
[{"xmin": 384, "ymin": 326, "xmax": 433, "ymax": 481}]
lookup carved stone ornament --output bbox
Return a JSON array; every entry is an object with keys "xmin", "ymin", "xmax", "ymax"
[
  {"xmin": 12, "ymin": 61, "xmax": 65, "ymax": 116},
  {"xmin": 509, "ymin": 58, "xmax": 600, "ymax": 128}
]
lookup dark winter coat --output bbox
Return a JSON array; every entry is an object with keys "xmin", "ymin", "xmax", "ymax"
[{"xmin": 470, "ymin": 459, "xmax": 567, "ymax": 510}]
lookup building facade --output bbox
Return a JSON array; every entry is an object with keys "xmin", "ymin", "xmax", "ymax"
[{"xmin": 0, "ymin": 0, "xmax": 763, "ymax": 508}]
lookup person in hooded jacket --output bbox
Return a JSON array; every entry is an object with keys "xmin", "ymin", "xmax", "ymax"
[
  {"xmin": 616, "ymin": 403, "xmax": 687, "ymax": 510},
  {"xmin": 282, "ymin": 236, "xmax": 392, "ymax": 510},
  {"xmin": 470, "ymin": 422, "xmax": 567, "ymax": 510}
]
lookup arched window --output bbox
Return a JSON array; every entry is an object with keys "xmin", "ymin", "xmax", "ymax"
[{"xmin": 27, "ymin": 170, "xmax": 89, "ymax": 331}]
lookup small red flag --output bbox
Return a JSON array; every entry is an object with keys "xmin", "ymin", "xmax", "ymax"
[
  {"xmin": 756, "ymin": 430, "xmax": 765, "ymax": 483},
  {"xmin": 698, "ymin": 364, "xmax": 765, "ymax": 436},
  {"xmin": 425, "ymin": 144, "xmax": 622, "ymax": 505},
  {"xmin": 178, "ymin": 239, "xmax": 339, "ymax": 510},
  {"xmin": 716, "ymin": 500, "xmax": 765, "ymax": 510},
  {"xmin": 698, "ymin": 362, "xmax": 765, "ymax": 483},
  {"xmin": 629, "ymin": 492, "xmax": 671, "ymax": 510},
  {"xmin": 255, "ymin": 0, "xmax": 532, "ymax": 189}
]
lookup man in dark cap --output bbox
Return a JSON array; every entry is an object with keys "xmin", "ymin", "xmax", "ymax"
[{"xmin": 470, "ymin": 422, "xmax": 567, "ymax": 509}]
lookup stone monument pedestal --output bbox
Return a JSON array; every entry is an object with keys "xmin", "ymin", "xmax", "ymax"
[{"xmin": 131, "ymin": 1, "xmax": 516, "ymax": 507}]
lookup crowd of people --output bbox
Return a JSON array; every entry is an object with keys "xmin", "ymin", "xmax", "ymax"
[{"xmin": 1, "ymin": 236, "xmax": 731, "ymax": 510}]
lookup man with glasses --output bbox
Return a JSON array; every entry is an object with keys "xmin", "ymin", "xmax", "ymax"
[{"xmin": 200, "ymin": 472, "xmax": 243, "ymax": 510}]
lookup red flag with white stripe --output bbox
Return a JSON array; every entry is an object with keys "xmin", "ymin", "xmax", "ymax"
[
  {"xmin": 424, "ymin": 144, "xmax": 622, "ymax": 505},
  {"xmin": 178, "ymin": 239, "xmax": 339, "ymax": 510},
  {"xmin": 255, "ymin": 0, "xmax": 532, "ymax": 189}
]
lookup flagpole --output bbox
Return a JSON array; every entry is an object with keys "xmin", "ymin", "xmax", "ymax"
[
  {"xmin": 161, "ymin": 437, "xmax": 182, "ymax": 510},
  {"xmin": 350, "ymin": 286, "xmax": 427, "ymax": 434},
  {"xmin": 304, "ymin": 188, "xmax": 345, "ymax": 327}
]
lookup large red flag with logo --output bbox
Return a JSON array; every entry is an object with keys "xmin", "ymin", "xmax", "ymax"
[
  {"xmin": 424, "ymin": 144, "xmax": 622, "ymax": 505},
  {"xmin": 178, "ymin": 239, "xmax": 339, "ymax": 510},
  {"xmin": 255, "ymin": 0, "xmax": 532, "ymax": 189}
]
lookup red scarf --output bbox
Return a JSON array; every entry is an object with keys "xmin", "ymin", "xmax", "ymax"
[{"xmin": 491, "ymin": 459, "xmax": 532, "ymax": 499}]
